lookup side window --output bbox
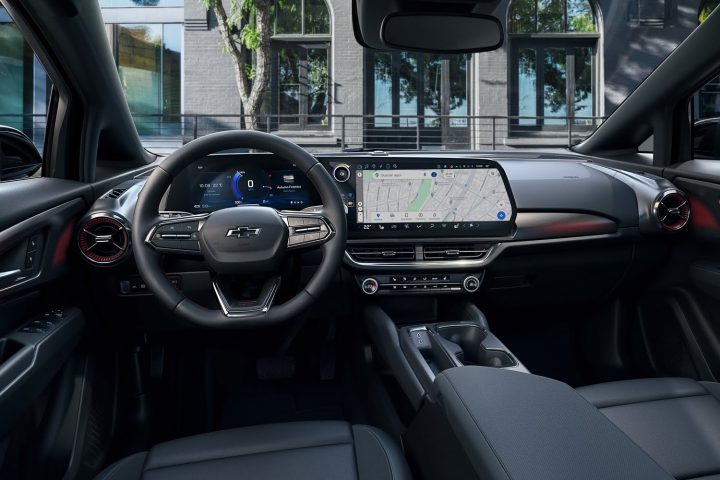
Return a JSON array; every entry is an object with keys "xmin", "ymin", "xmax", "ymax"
[
  {"xmin": 691, "ymin": 74, "xmax": 720, "ymax": 161},
  {"xmin": 0, "ymin": 7, "xmax": 52, "ymax": 180},
  {"xmin": 692, "ymin": 1, "xmax": 720, "ymax": 159}
]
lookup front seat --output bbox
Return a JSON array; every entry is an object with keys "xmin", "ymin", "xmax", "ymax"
[
  {"xmin": 95, "ymin": 421, "xmax": 411, "ymax": 480},
  {"xmin": 578, "ymin": 378, "xmax": 720, "ymax": 480}
]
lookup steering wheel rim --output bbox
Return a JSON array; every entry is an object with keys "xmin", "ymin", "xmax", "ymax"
[{"xmin": 132, "ymin": 130, "xmax": 347, "ymax": 328}]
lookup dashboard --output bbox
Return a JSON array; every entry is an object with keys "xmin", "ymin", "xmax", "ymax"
[
  {"xmin": 165, "ymin": 154, "xmax": 517, "ymax": 239},
  {"xmin": 78, "ymin": 151, "xmax": 691, "ymax": 299}
]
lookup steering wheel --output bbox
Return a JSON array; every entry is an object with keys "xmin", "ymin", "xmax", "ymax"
[{"xmin": 131, "ymin": 131, "xmax": 347, "ymax": 328}]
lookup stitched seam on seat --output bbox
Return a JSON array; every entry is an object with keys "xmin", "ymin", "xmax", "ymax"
[
  {"xmin": 595, "ymin": 393, "xmax": 710, "ymax": 409},
  {"xmin": 143, "ymin": 441, "xmax": 354, "ymax": 472},
  {"xmin": 354, "ymin": 426, "xmax": 394, "ymax": 480},
  {"xmin": 442, "ymin": 377, "xmax": 514, "ymax": 480}
]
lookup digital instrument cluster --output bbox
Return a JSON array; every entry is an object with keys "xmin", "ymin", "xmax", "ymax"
[{"xmin": 166, "ymin": 155, "xmax": 317, "ymax": 214}]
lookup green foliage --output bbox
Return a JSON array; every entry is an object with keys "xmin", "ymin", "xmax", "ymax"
[
  {"xmin": 700, "ymin": 0, "xmax": 720, "ymax": 23},
  {"xmin": 509, "ymin": 0, "xmax": 596, "ymax": 33},
  {"xmin": 568, "ymin": 12, "xmax": 597, "ymax": 32}
]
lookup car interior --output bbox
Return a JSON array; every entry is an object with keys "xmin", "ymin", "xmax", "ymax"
[{"xmin": 1, "ymin": 0, "xmax": 720, "ymax": 479}]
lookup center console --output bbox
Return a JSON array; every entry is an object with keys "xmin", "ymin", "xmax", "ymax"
[
  {"xmin": 364, "ymin": 302, "xmax": 675, "ymax": 480},
  {"xmin": 328, "ymin": 156, "xmax": 517, "ymax": 295},
  {"xmin": 364, "ymin": 300, "xmax": 527, "ymax": 410}
]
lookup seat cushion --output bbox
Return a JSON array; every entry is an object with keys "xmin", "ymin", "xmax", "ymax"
[
  {"xmin": 96, "ymin": 421, "xmax": 411, "ymax": 480},
  {"xmin": 578, "ymin": 378, "xmax": 720, "ymax": 480}
]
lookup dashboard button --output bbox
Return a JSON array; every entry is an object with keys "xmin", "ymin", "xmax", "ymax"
[
  {"xmin": 333, "ymin": 164, "xmax": 351, "ymax": 183},
  {"xmin": 361, "ymin": 277, "xmax": 379, "ymax": 295},
  {"xmin": 463, "ymin": 275, "xmax": 481, "ymax": 293}
]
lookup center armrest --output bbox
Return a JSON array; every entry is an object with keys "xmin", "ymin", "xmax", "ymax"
[{"xmin": 405, "ymin": 367, "xmax": 674, "ymax": 480}]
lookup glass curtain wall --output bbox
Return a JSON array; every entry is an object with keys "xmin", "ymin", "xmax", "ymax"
[
  {"xmin": 0, "ymin": 8, "xmax": 50, "ymax": 148},
  {"xmin": 114, "ymin": 23, "xmax": 182, "ymax": 136}
]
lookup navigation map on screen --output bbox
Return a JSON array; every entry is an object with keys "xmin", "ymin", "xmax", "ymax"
[{"xmin": 356, "ymin": 168, "xmax": 512, "ymax": 224}]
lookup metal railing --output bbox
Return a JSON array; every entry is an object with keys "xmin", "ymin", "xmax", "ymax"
[{"xmin": 2, "ymin": 113, "xmax": 605, "ymax": 153}]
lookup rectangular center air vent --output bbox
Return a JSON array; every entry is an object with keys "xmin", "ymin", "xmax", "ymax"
[
  {"xmin": 105, "ymin": 188, "xmax": 127, "ymax": 199},
  {"xmin": 348, "ymin": 244, "xmax": 415, "ymax": 262},
  {"xmin": 422, "ymin": 243, "xmax": 491, "ymax": 261}
]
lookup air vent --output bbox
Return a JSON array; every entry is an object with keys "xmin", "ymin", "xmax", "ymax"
[
  {"xmin": 422, "ymin": 243, "xmax": 491, "ymax": 261},
  {"xmin": 104, "ymin": 188, "xmax": 127, "ymax": 199},
  {"xmin": 77, "ymin": 215, "xmax": 129, "ymax": 265},
  {"xmin": 347, "ymin": 244, "xmax": 415, "ymax": 262},
  {"xmin": 654, "ymin": 190, "xmax": 690, "ymax": 231}
]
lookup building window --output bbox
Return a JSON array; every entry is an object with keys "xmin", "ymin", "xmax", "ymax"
[
  {"xmin": 111, "ymin": 23, "xmax": 182, "ymax": 135},
  {"xmin": 267, "ymin": 0, "xmax": 331, "ymax": 129},
  {"xmin": 364, "ymin": 52, "xmax": 469, "ymax": 148},
  {"xmin": 99, "ymin": 0, "xmax": 184, "ymax": 7},
  {"xmin": 274, "ymin": 0, "xmax": 330, "ymax": 35},
  {"xmin": 509, "ymin": 0, "xmax": 599, "ymax": 129}
]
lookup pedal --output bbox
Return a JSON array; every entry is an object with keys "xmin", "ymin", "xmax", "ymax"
[{"xmin": 256, "ymin": 356, "xmax": 295, "ymax": 380}]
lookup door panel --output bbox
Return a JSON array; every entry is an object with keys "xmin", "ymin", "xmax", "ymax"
[
  {"xmin": 631, "ymin": 167, "xmax": 720, "ymax": 381},
  {"xmin": 0, "ymin": 177, "xmax": 90, "ymax": 469}
]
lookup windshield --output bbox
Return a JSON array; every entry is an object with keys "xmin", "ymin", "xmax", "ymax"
[{"xmin": 2, "ymin": 0, "xmax": 719, "ymax": 154}]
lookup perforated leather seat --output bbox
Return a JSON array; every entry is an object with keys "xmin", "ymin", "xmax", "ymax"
[
  {"xmin": 95, "ymin": 421, "xmax": 411, "ymax": 480},
  {"xmin": 578, "ymin": 377, "xmax": 720, "ymax": 480}
]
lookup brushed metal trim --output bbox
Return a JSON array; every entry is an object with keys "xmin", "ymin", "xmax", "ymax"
[{"xmin": 212, "ymin": 277, "xmax": 280, "ymax": 318}]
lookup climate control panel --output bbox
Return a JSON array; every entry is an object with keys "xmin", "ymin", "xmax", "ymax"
[{"xmin": 356, "ymin": 272, "xmax": 484, "ymax": 295}]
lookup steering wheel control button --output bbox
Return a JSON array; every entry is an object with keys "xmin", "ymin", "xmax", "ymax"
[
  {"xmin": 463, "ymin": 275, "xmax": 481, "ymax": 293},
  {"xmin": 361, "ymin": 277, "xmax": 379, "ymax": 295},
  {"xmin": 148, "ymin": 216, "xmax": 206, "ymax": 254},
  {"xmin": 282, "ymin": 213, "xmax": 333, "ymax": 249},
  {"xmin": 333, "ymin": 164, "xmax": 351, "ymax": 183}
]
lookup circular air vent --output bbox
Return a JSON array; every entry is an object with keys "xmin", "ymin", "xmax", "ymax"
[
  {"xmin": 654, "ymin": 190, "xmax": 691, "ymax": 231},
  {"xmin": 77, "ymin": 215, "xmax": 129, "ymax": 264}
]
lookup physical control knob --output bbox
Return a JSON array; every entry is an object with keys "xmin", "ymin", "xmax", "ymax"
[
  {"xmin": 463, "ymin": 275, "xmax": 480, "ymax": 293},
  {"xmin": 333, "ymin": 164, "xmax": 351, "ymax": 183},
  {"xmin": 361, "ymin": 277, "xmax": 379, "ymax": 295}
]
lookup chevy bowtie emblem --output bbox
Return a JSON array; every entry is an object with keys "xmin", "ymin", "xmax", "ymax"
[{"xmin": 226, "ymin": 226, "xmax": 261, "ymax": 238}]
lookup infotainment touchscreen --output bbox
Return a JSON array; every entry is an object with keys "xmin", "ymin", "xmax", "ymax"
[{"xmin": 351, "ymin": 162, "xmax": 514, "ymax": 236}]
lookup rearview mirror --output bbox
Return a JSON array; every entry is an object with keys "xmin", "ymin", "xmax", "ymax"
[
  {"xmin": 353, "ymin": 0, "xmax": 504, "ymax": 53},
  {"xmin": 0, "ymin": 126, "xmax": 42, "ymax": 181},
  {"xmin": 381, "ymin": 13, "xmax": 503, "ymax": 53}
]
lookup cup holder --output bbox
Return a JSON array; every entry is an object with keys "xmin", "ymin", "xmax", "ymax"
[{"xmin": 435, "ymin": 323, "xmax": 517, "ymax": 369}]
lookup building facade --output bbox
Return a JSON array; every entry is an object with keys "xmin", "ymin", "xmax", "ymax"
[{"xmin": 0, "ymin": 0, "xmax": 718, "ymax": 151}]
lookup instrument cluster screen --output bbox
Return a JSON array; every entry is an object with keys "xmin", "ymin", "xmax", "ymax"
[{"xmin": 176, "ymin": 160, "xmax": 312, "ymax": 214}]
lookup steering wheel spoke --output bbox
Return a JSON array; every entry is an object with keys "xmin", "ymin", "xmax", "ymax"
[
  {"xmin": 145, "ymin": 213, "xmax": 210, "ymax": 255},
  {"xmin": 212, "ymin": 275, "xmax": 281, "ymax": 318},
  {"xmin": 280, "ymin": 209, "xmax": 335, "ymax": 250}
]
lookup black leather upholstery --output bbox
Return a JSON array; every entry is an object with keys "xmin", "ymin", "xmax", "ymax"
[
  {"xmin": 578, "ymin": 378, "xmax": 720, "ymax": 480},
  {"xmin": 423, "ymin": 367, "xmax": 674, "ymax": 480},
  {"xmin": 95, "ymin": 421, "xmax": 411, "ymax": 480}
]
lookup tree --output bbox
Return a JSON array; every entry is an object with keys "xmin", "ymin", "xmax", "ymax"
[
  {"xmin": 200, "ymin": 0, "xmax": 271, "ymax": 130},
  {"xmin": 700, "ymin": 0, "xmax": 720, "ymax": 23}
]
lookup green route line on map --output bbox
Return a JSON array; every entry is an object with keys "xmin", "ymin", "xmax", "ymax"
[{"xmin": 407, "ymin": 178, "xmax": 432, "ymax": 212}]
